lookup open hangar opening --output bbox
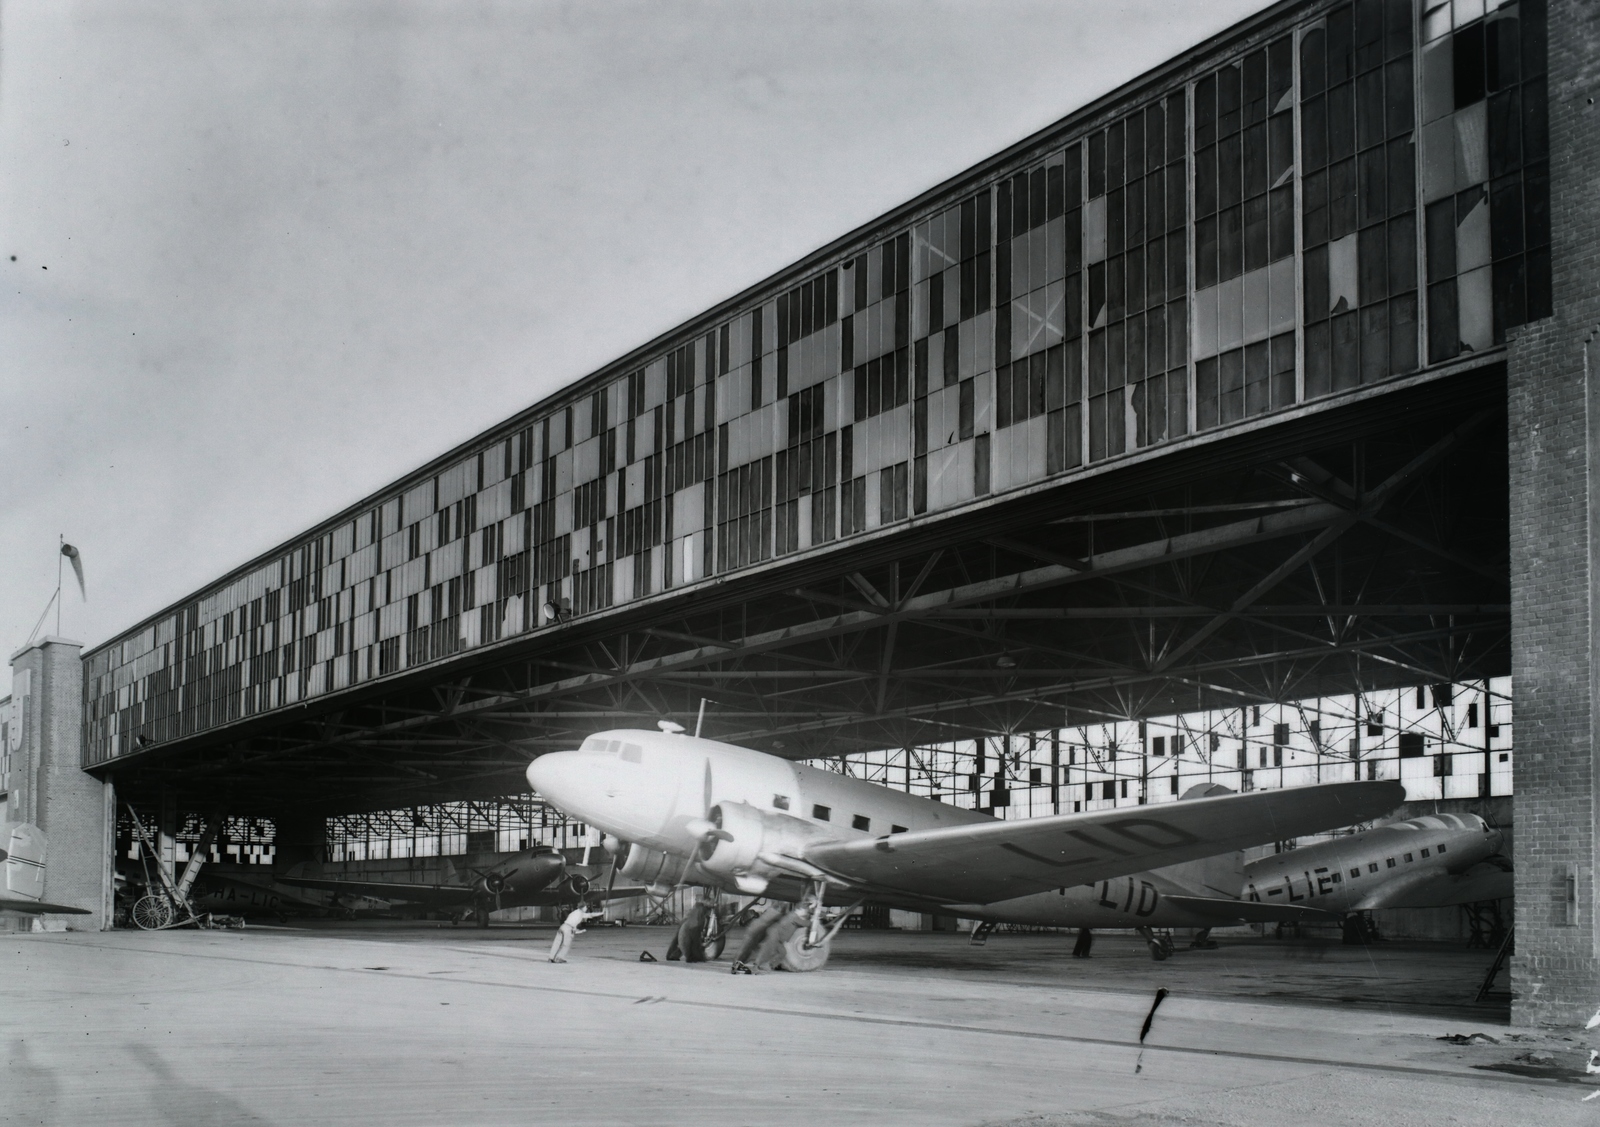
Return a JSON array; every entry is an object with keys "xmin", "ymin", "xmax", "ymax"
[
  {"xmin": 13, "ymin": 0, "xmax": 1592, "ymax": 1034},
  {"xmin": 84, "ymin": 367, "xmax": 1513, "ymax": 964}
]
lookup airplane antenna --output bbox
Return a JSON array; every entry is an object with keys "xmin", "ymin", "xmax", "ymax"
[{"xmin": 695, "ymin": 698, "xmax": 708, "ymax": 738}]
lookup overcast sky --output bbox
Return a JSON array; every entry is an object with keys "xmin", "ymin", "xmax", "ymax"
[{"xmin": 0, "ymin": 0, "xmax": 1269, "ymax": 694}]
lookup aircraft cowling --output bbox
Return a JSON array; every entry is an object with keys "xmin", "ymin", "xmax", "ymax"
[
  {"xmin": 616, "ymin": 842, "xmax": 682, "ymax": 887},
  {"xmin": 699, "ymin": 802, "xmax": 816, "ymax": 890},
  {"xmin": 559, "ymin": 874, "xmax": 590, "ymax": 900}
]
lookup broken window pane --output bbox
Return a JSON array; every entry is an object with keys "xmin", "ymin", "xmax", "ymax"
[{"xmin": 1428, "ymin": 279, "xmax": 1460, "ymax": 362}]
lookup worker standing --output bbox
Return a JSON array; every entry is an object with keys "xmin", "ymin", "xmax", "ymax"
[{"xmin": 549, "ymin": 904, "xmax": 604, "ymax": 963}]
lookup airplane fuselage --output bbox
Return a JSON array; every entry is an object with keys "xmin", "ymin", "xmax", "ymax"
[
  {"xmin": 1241, "ymin": 813, "xmax": 1502, "ymax": 911},
  {"xmin": 525, "ymin": 729, "xmax": 1381, "ymax": 931}
]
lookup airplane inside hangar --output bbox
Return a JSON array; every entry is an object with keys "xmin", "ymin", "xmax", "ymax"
[{"xmin": 7, "ymin": 0, "xmax": 1591, "ymax": 1047}]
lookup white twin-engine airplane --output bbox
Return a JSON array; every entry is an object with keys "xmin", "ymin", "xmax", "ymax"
[{"xmin": 527, "ymin": 723, "xmax": 1406, "ymax": 970}]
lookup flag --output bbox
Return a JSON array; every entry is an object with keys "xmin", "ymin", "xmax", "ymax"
[{"xmin": 61, "ymin": 543, "xmax": 85, "ymax": 600}]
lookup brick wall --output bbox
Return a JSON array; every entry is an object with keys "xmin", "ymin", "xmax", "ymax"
[
  {"xmin": 5, "ymin": 639, "xmax": 111, "ymax": 931},
  {"xmin": 1507, "ymin": 0, "xmax": 1600, "ymax": 1028}
]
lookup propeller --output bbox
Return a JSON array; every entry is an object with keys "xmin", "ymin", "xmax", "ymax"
[{"xmin": 683, "ymin": 758, "xmax": 735, "ymax": 859}]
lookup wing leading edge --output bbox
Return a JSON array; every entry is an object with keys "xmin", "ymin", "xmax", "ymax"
[
  {"xmin": 802, "ymin": 780, "xmax": 1405, "ymax": 906},
  {"xmin": 0, "ymin": 897, "xmax": 91, "ymax": 915},
  {"xmin": 274, "ymin": 876, "xmax": 479, "ymax": 907}
]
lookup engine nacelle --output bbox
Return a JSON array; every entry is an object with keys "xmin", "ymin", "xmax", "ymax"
[
  {"xmin": 616, "ymin": 841, "xmax": 682, "ymax": 888},
  {"xmin": 699, "ymin": 803, "xmax": 819, "ymax": 893}
]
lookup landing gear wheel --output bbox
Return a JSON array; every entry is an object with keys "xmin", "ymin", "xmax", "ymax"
[
  {"xmin": 1148, "ymin": 939, "xmax": 1170, "ymax": 961},
  {"xmin": 701, "ymin": 909, "xmax": 725, "ymax": 961},
  {"xmin": 777, "ymin": 931, "xmax": 831, "ymax": 972},
  {"xmin": 132, "ymin": 895, "xmax": 174, "ymax": 931}
]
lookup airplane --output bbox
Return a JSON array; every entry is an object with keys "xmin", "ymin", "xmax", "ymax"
[
  {"xmin": 277, "ymin": 846, "xmax": 608, "ymax": 926},
  {"xmin": 1241, "ymin": 810, "xmax": 1510, "ymax": 937},
  {"xmin": 182, "ymin": 870, "xmax": 393, "ymax": 922},
  {"xmin": 1, "ymin": 823, "xmax": 91, "ymax": 917},
  {"xmin": 1016, "ymin": 802, "xmax": 1509, "ymax": 958},
  {"xmin": 525, "ymin": 724, "xmax": 1406, "ymax": 970}
]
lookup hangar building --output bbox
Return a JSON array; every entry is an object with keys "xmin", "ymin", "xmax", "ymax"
[{"xmin": 6, "ymin": 0, "xmax": 1593, "ymax": 1026}]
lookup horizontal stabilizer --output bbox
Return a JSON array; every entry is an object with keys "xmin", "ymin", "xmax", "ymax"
[
  {"xmin": 803, "ymin": 780, "xmax": 1404, "ymax": 905},
  {"xmin": 0, "ymin": 897, "xmax": 91, "ymax": 915},
  {"xmin": 1165, "ymin": 894, "xmax": 1337, "ymax": 924}
]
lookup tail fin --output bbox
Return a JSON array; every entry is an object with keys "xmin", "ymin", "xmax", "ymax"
[{"xmin": 1152, "ymin": 784, "xmax": 1243, "ymax": 897}]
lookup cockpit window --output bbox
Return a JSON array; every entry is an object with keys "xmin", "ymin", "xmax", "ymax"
[
  {"xmin": 580, "ymin": 736, "xmax": 620, "ymax": 754},
  {"xmin": 620, "ymin": 743, "xmax": 643, "ymax": 762}
]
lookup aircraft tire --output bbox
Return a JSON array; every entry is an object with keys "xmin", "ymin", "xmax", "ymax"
[
  {"xmin": 699, "ymin": 907, "xmax": 725, "ymax": 961},
  {"xmin": 1148, "ymin": 940, "xmax": 1169, "ymax": 961},
  {"xmin": 777, "ymin": 931, "xmax": 831, "ymax": 972}
]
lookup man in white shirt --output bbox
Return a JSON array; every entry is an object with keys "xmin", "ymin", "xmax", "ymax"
[{"xmin": 549, "ymin": 904, "xmax": 604, "ymax": 963}]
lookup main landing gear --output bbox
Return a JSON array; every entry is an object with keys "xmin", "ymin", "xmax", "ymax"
[
  {"xmin": 1137, "ymin": 926, "xmax": 1176, "ymax": 961},
  {"xmin": 779, "ymin": 878, "xmax": 862, "ymax": 972},
  {"xmin": 666, "ymin": 895, "xmax": 725, "ymax": 963}
]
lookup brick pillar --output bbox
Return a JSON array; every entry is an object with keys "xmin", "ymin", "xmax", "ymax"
[
  {"xmin": 6, "ymin": 637, "xmax": 113, "ymax": 930},
  {"xmin": 1506, "ymin": 0, "xmax": 1600, "ymax": 1029}
]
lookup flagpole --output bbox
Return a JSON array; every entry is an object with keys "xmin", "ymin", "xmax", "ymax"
[{"xmin": 56, "ymin": 535, "xmax": 63, "ymax": 637}]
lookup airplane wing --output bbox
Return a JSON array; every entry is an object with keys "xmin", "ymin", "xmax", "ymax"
[
  {"xmin": 0, "ymin": 897, "xmax": 91, "ymax": 915},
  {"xmin": 802, "ymin": 780, "xmax": 1404, "ymax": 906},
  {"xmin": 274, "ymin": 876, "xmax": 477, "ymax": 907},
  {"xmin": 1164, "ymin": 894, "xmax": 1339, "ymax": 924},
  {"xmin": 1350, "ymin": 863, "xmax": 1513, "ymax": 910}
]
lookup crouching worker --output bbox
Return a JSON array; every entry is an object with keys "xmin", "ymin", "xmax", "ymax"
[
  {"xmin": 549, "ymin": 904, "xmax": 604, "ymax": 963},
  {"xmin": 754, "ymin": 901, "xmax": 811, "ymax": 970},
  {"xmin": 667, "ymin": 896, "xmax": 712, "ymax": 963},
  {"xmin": 730, "ymin": 901, "xmax": 788, "ymax": 974}
]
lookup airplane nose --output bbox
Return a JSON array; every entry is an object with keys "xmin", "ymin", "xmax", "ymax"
[{"xmin": 526, "ymin": 751, "xmax": 585, "ymax": 812}]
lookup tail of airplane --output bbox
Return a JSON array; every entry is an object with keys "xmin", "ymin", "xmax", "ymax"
[
  {"xmin": 1151, "ymin": 784, "xmax": 1245, "ymax": 898},
  {"xmin": 0, "ymin": 822, "xmax": 92, "ymax": 916},
  {"xmin": 2, "ymin": 822, "xmax": 47, "ymax": 901}
]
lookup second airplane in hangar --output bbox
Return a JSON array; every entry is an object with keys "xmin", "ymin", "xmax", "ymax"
[
  {"xmin": 527, "ymin": 723, "xmax": 1406, "ymax": 969},
  {"xmin": 278, "ymin": 846, "xmax": 601, "ymax": 926}
]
